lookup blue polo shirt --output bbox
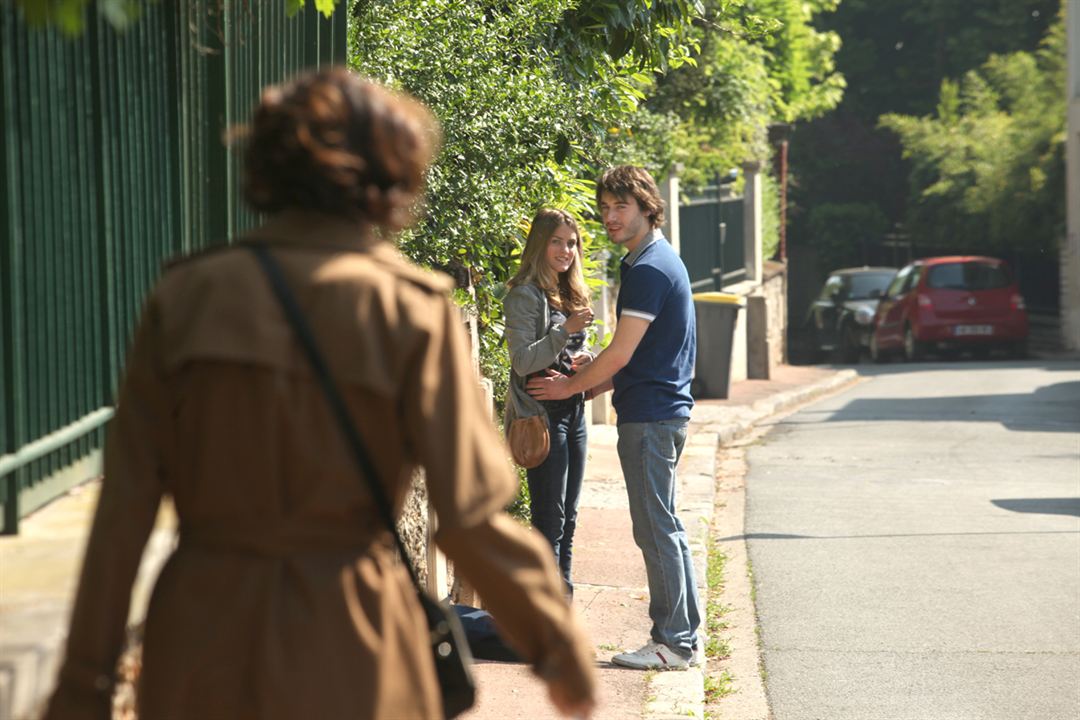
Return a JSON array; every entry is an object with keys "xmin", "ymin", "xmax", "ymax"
[{"xmin": 613, "ymin": 231, "xmax": 696, "ymax": 424}]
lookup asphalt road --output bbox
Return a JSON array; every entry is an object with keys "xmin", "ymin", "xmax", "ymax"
[{"xmin": 745, "ymin": 360, "xmax": 1080, "ymax": 720}]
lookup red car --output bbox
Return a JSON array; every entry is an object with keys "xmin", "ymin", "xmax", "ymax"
[{"xmin": 869, "ymin": 256, "xmax": 1029, "ymax": 362}]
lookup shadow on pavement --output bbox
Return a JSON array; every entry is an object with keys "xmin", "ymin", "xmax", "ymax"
[
  {"xmin": 846, "ymin": 359, "xmax": 1080, "ymax": 377},
  {"xmin": 991, "ymin": 497, "xmax": 1080, "ymax": 517},
  {"xmin": 816, "ymin": 380, "xmax": 1080, "ymax": 433},
  {"xmin": 720, "ymin": 529, "xmax": 1080, "ymax": 542}
]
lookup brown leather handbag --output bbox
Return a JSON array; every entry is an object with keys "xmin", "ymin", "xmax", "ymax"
[{"xmin": 508, "ymin": 414, "xmax": 550, "ymax": 469}]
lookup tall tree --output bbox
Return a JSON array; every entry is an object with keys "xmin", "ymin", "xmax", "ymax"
[
  {"xmin": 788, "ymin": 0, "xmax": 1060, "ymax": 268},
  {"xmin": 645, "ymin": 0, "xmax": 845, "ymax": 190},
  {"xmin": 879, "ymin": 6, "xmax": 1066, "ymax": 256}
]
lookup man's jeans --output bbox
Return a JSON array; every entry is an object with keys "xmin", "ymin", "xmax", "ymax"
[
  {"xmin": 617, "ymin": 418, "xmax": 700, "ymax": 658},
  {"xmin": 526, "ymin": 397, "xmax": 587, "ymax": 594}
]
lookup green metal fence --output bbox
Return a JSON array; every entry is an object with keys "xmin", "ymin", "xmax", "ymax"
[
  {"xmin": 0, "ymin": 1, "xmax": 347, "ymax": 533},
  {"xmin": 679, "ymin": 192, "xmax": 746, "ymax": 291}
]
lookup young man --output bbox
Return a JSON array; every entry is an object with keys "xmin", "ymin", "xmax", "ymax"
[{"xmin": 527, "ymin": 165, "xmax": 700, "ymax": 670}]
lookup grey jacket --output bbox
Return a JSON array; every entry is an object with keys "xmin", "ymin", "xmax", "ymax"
[{"xmin": 502, "ymin": 283, "xmax": 571, "ymax": 425}]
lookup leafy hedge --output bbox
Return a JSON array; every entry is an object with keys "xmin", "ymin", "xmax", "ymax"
[{"xmin": 349, "ymin": 0, "xmax": 702, "ymax": 408}]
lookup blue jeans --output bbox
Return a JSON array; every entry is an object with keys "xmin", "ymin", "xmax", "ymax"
[
  {"xmin": 617, "ymin": 419, "xmax": 700, "ymax": 658},
  {"xmin": 526, "ymin": 397, "xmax": 587, "ymax": 594}
]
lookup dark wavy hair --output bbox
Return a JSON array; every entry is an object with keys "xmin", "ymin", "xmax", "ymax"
[
  {"xmin": 595, "ymin": 165, "xmax": 665, "ymax": 229},
  {"xmin": 240, "ymin": 67, "xmax": 440, "ymax": 230}
]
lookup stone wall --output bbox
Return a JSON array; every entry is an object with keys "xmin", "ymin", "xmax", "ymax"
[
  {"xmin": 397, "ymin": 470, "xmax": 431, "ymax": 589},
  {"xmin": 747, "ymin": 261, "xmax": 787, "ymax": 379}
]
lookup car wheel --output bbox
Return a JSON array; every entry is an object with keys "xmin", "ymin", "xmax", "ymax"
[
  {"xmin": 836, "ymin": 323, "xmax": 861, "ymax": 364},
  {"xmin": 1008, "ymin": 340, "xmax": 1028, "ymax": 359},
  {"xmin": 903, "ymin": 325, "xmax": 926, "ymax": 362},
  {"xmin": 806, "ymin": 326, "xmax": 823, "ymax": 364}
]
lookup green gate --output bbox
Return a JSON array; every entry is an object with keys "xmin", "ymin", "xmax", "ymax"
[
  {"xmin": 679, "ymin": 192, "xmax": 745, "ymax": 291},
  {"xmin": 0, "ymin": 1, "xmax": 347, "ymax": 533}
]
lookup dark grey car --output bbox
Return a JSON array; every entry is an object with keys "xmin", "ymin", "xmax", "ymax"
[{"xmin": 806, "ymin": 267, "xmax": 897, "ymax": 363}]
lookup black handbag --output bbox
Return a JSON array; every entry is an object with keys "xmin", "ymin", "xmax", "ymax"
[{"xmin": 248, "ymin": 243, "xmax": 476, "ymax": 718}]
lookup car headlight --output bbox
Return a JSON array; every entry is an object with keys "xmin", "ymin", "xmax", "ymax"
[{"xmin": 855, "ymin": 306, "xmax": 875, "ymax": 326}]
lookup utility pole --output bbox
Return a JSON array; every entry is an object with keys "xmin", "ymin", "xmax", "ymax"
[
  {"xmin": 768, "ymin": 123, "xmax": 793, "ymax": 262},
  {"xmin": 1065, "ymin": 0, "xmax": 1080, "ymax": 350}
]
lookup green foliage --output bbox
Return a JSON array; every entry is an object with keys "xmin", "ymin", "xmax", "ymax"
[
  {"xmin": 12, "ymin": 0, "xmax": 138, "ymax": 33},
  {"xmin": 878, "ymin": 3, "xmax": 1065, "ymax": 255},
  {"xmin": 651, "ymin": 33, "xmax": 773, "ymax": 190},
  {"xmin": 349, "ymin": 0, "xmax": 702, "ymax": 425},
  {"xmin": 788, "ymin": 0, "xmax": 1061, "ymax": 267},
  {"xmin": 348, "ymin": 0, "xmax": 704, "ymax": 517},
  {"xmin": 552, "ymin": 0, "xmax": 705, "ymax": 74},
  {"xmin": 647, "ymin": 0, "xmax": 844, "ymax": 193},
  {"xmin": 749, "ymin": 0, "xmax": 845, "ymax": 123},
  {"xmin": 805, "ymin": 202, "xmax": 889, "ymax": 271}
]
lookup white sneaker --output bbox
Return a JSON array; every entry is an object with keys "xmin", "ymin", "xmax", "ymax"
[
  {"xmin": 689, "ymin": 643, "xmax": 705, "ymax": 668},
  {"xmin": 612, "ymin": 641, "xmax": 690, "ymax": 671}
]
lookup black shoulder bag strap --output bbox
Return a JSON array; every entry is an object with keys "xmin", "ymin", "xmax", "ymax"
[{"xmin": 247, "ymin": 243, "xmax": 476, "ymax": 718}]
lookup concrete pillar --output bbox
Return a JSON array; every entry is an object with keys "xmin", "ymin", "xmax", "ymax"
[
  {"xmin": 747, "ymin": 294, "xmax": 770, "ymax": 380},
  {"xmin": 591, "ymin": 256, "xmax": 615, "ymax": 425},
  {"xmin": 1064, "ymin": 0, "xmax": 1080, "ymax": 351},
  {"xmin": 660, "ymin": 164, "xmax": 682, "ymax": 255},
  {"xmin": 742, "ymin": 161, "xmax": 764, "ymax": 285}
]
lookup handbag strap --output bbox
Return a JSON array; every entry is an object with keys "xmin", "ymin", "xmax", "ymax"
[{"xmin": 247, "ymin": 243, "xmax": 424, "ymax": 593}]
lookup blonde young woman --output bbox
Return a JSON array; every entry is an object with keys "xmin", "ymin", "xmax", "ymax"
[{"xmin": 504, "ymin": 209, "xmax": 594, "ymax": 597}]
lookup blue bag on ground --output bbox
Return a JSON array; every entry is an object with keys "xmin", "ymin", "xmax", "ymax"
[{"xmin": 451, "ymin": 605, "xmax": 523, "ymax": 662}]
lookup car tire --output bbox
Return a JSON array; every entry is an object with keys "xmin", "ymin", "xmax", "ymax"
[
  {"xmin": 806, "ymin": 326, "xmax": 823, "ymax": 364},
  {"xmin": 903, "ymin": 325, "xmax": 926, "ymax": 362},
  {"xmin": 869, "ymin": 332, "xmax": 887, "ymax": 363},
  {"xmin": 836, "ymin": 323, "xmax": 861, "ymax": 364},
  {"xmin": 1008, "ymin": 340, "xmax": 1028, "ymax": 359}
]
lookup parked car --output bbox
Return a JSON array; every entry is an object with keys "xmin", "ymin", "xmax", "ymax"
[
  {"xmin": 806, "ymin": 267, "xmax": 897, "ymax": 363},
  {"xmin": 869, "ymin": 256, "xmax": 1029, "ymax": 362}
]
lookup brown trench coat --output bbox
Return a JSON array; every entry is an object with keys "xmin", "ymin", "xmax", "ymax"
[{"xmin": 44, "ymin": 211, "xmax": 595, "ymax": 720}]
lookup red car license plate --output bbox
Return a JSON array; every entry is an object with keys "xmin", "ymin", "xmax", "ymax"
[{"xmin": 955, "ymin": 325, "xmax": 993, "ymax": 336}]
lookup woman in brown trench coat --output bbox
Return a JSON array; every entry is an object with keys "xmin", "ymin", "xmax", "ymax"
[{"xmin": 44, "ymin": 68, "xmax": 596, "ymax": 720}]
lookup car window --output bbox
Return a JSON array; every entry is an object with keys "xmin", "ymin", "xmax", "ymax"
[
  {"xmin": 847, "ymin": 273, "xmax": 895, "ymax": 299},
  {"xmin": 926, "ymin": 262, "xmax": 1010, "ymax": 290},
  {"xmin": 885, "ymin": 266, "xmax": 911, "ymax": 298},
  {"xmin": 902, "ymin": 266, "xmax": 922, "ymax": 294}
]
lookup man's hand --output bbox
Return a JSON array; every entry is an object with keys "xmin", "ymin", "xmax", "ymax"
[{"xmin": 527, "ymin": 370, "xmax": 573, "ymax": 401}]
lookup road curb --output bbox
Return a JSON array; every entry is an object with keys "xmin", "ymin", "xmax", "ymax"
[{"xmin": 644, "ymin": 369, "xmax": 860, "ymax": 720}]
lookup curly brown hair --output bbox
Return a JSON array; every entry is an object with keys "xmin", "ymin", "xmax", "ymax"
[
  {"xmin": 595, "ymin": 165, "xmax": 665, "ymax": 229},
  {"xmin": 241, "ymin": 67, "xmax": 440, "ymax": 230}
]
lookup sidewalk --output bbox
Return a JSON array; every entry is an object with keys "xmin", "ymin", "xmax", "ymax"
[
  {"xmin": 461, "ymin": 364, "xmax": 859, "ymax": 720},
  {"xmin": 0, "ymin": 488, "xmax": 176, "ymax": 720},
  {"xmin": 0, "ymin": 365, "xmax": 858, "ymax": 720}
]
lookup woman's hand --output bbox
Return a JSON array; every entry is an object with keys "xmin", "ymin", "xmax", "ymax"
[
  {"xmin": 562, "ymin": 307, "xmax": 594, "ymax": 334},
  {"xmin": 570, "ymin": 353, "xmax": 594, "ymax": 373}
]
